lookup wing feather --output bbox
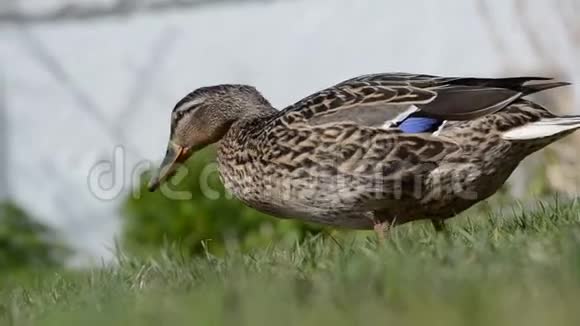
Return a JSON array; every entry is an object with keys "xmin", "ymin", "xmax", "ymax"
[{"xmin": 280, "ymin": 73, "xmax": 567, "ymax": 128}]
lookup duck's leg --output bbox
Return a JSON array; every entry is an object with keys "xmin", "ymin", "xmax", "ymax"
[
  {"xmin": 373, "ymin": 222, "xmax": 389, "ymax": 241},
  {"xmin": 370, "ymin": 215, "xmax": 391, "ymax": 242},
  {"xmin": 431, "ymin": 219, "xmax": 446, "ymax": 232}
]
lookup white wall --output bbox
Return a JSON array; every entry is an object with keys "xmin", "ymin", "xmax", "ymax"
[{"xmin": 1, "ymin": 0, "xmax": 577, "ymax": 262}]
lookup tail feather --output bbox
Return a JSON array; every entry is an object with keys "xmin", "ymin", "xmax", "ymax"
[
  {"xmin": 522, "ymin": 81, "xmax": 572, "ymax": 95},
  {"xmin": 446, "ymin": 76, "xmax": 571, "ymax": 95},
  {"xmin": 502, "ymin": 116, "xmax": 580, "ymax": 140}
]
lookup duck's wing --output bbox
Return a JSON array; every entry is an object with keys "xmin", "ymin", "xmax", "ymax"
[{"xmin": 281, "ymin": 73, "xmax": 567, "ymax": 129}]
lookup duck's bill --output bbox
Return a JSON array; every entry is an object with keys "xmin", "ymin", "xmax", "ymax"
[{"xmin": 148, "ymin": 143, "xmax": 189, "ymax": 192}]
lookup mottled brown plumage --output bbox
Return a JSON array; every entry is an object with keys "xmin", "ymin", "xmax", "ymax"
[{"xmin": 149, "ymin": 73, "xmax": 578, "ymax": 232}]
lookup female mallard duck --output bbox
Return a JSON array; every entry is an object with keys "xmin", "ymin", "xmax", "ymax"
[{"xmin": 148, "ymin": 73, "xmax": 578, "ymax": 234}]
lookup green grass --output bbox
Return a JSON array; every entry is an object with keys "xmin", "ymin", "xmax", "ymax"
[{"xmin": 2, "ymin": 200, "xmax": 580, "ymax": 326}]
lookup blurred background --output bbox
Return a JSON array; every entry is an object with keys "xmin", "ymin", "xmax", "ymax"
[{"xmin": 0, "ymin": 0, "xmax": 579, "ymax": 268}]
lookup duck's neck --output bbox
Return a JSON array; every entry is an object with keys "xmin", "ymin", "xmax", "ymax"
[
  {"xmin": 213, "ymin": 100, "xmax": 276, "ymax": 151},
  {"xmin": 243, "ymin": 103, "xmax": 278, "ymax": 118},
  {"xmin": 232, "ymin": 103, "xmax": 278, "ymax": 134},
  {"xmin": 225, "ymin": 89, "xmax": 278, "ymax": 121}
]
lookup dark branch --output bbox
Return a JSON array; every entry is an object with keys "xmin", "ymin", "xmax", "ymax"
[
  {"xmin": 556, "ymin": 0, "xmax": 580, "ymax": 49},
  {"xmin": 0, "ymin": 0, "xmax": 273, "ymax": 25},
  {"xmin": 476, "ymin": 0, "xmax": 514, "ymax": 64},
  {"xmin": 514, "ymin": 0, "xmax": 552, "ymax": 63},
  {"xmin": 16, "ymin": 27, "xmax": 145, "ymax": 158},
  {"xmin": 0, "ymin": 73, "xmax": 8, "ymax": 199},
  {"xmin": 116, "ymin": 28, "xmax": 180, "ymax": 129}
]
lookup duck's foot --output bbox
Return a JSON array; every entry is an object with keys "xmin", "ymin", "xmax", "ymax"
[
  {"xmin": 431, "ymin": 219, "xmax": 447, "ymax": 233},
  {"xmin": 373, "ymin": 221, "xmax": 390, "ymax": 242}
]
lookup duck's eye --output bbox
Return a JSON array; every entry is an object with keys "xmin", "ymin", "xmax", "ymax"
[
  {"xmin": 174, "ymin": 110, "xmax": 185, "ymax": 121},
  {"xmin": 173, "ymin": 100, "xmax": 203, "ymax": 124},
  {"xmin": 175, "ymin": 112, "xmax": 182, "ymax": 120}
]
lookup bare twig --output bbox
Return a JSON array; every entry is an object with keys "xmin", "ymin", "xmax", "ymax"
[
  {"xmin": 16, "ymin": 28, "xmax": 109, "ymax": 127},
  {"xmin": 476, "ymin": 0, "xmax": 514, "ymax": 65},
  {"xmin": 514, "ymin": 0, "xmax": 553, "ymax": 64},
  {"xmin": 0, "ymin": 0, "xmax": 273, "ymax": 25},
  {"xmin": 15, "ymin": 27, "xmax": 144, "ymax": 158},
  {"xmin": 556, "ymin": 0, "xmax": 580, "ymax": 50},
  {"xmin": 115, "ymin": 27, "xmax": 180, "ymax": 130},
  {"xmin": 0, "ymin": 70, "xmax": 8, "ymax": 199}
]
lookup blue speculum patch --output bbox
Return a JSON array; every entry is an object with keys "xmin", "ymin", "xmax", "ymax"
[{"xmin": 397, "ymin": 116, "xmax": 443, "ymax": 133}]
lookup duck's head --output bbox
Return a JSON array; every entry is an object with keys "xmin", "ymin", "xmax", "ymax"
[{"xmin": 148, "ymin": 84, "xmax": 272, "ymax": 192}]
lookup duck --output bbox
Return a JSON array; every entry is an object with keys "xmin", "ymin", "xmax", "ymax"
[{"xmin": 148, "ymin": 73, "xmax": 579, "ymax": 235}]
